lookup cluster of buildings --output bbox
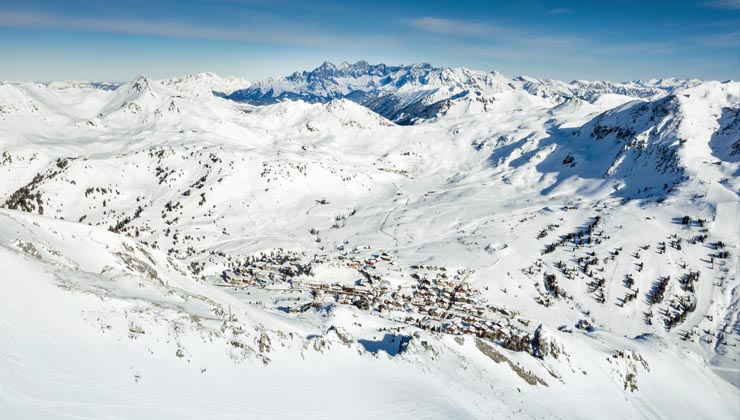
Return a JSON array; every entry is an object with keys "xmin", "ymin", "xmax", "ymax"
[
  {"xmin": 221, "ymin": 249, "xmax": 312, "ymax": 286},
  {"xmin": 219, "ymin": 250, "xmax": 527, "ymax": 343}
]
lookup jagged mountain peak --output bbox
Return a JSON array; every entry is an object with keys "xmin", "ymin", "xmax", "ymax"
[
  {"xmin": 128, "ymin": 75, "xmax": 153, "ymax": 94},
  {"xmin": 227, "ymin": 60, "xmax": 514, "ymax": 124},
  {"xmin": 226, "ymin": 61, "xmax": 706, "ymax": 125},
  {"xmin": 287, "ymin": 60, "xmax": 405, "ymax": 83}
]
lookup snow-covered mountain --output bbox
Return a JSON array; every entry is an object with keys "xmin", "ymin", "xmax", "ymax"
[
  {"xmin": 226, "ymin": 60, "xmax": 515, "ymax": 124},
  {"xmin": 515, "ymin": 75, "xmax": 701, "ymax": 103},
  {"xmin": 0, "ymin": 65, "xmax": 739, "ymax": 419},
  {"xmin": 162, "ymin": 71, "xmax": 250, "ymax": 97},
  {"xmin": 225, "ymin": 60, "xmax": 701, "ymax": 124}
]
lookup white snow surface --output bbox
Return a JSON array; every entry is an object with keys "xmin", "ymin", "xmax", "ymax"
[{"xmin": 0, "ymin": 66, "xmax": 739, "ymax": 419}]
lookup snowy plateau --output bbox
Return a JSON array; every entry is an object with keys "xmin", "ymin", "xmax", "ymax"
[{"xmin": 0, "ymin": 61, "xmax": 739, "ymax": 419}]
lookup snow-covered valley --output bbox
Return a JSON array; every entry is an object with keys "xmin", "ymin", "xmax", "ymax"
[{"xmin": 1, "ymin": 62, "xmax": 738, "ymax": 419}]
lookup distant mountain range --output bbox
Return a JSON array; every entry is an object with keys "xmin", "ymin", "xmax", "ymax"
[{"xmin": 224, "ymin": 60, "xmax": 701, "ymax": 124}]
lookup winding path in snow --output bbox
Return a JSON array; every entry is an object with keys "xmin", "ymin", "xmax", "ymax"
[{"xmin": 378, "ymin": 182, "xmax": 409, "ymax": 250}]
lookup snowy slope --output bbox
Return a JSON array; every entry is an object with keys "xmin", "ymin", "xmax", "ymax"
[
  {"xmin": 162, "ymin": 71, "xmax": 250, "ymax": 97},
  {"xmin": 0, "ymin": 66, "xmax": 738, "ymax": 419}
]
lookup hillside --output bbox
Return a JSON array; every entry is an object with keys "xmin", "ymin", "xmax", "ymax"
[{"xmin": 0, "ymin": 65, "xmax": 738, "ymax": 419}]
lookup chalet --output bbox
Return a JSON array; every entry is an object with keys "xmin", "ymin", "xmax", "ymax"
[
  {"xmin": 456, "ymin": 295, "xmax": 473, "ymax": 304},
  {"xmin": 429, "ymin": 307, "xmax": 444, "ymax": 317}
]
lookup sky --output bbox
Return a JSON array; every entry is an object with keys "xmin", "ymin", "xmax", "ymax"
[{"xmin": 0, "ymin": 0, "xmax": 738, "ymax": 82}]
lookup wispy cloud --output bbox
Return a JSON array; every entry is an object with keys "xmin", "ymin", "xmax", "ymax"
[
  {"xmin": 404, "ymin": 16, "xmax": 584, "ymax": 47},
  {"xmin": 402, "ymin": 14, "xmax": 738, "ymax": 73},
  {"xmin": 703, "ymin": 0, "xmax": 740, "ymax": 10},
  {"xmin": 405, "ymin": 17, "xmax": 503, "ymax": 38},
  {"xmin": 0, "ymin": 9, "xmax": 395, "ymax": 49}
]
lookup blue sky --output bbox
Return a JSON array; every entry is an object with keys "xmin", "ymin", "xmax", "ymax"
[{"xmin": 0, "ymin": 0, "xmax": 738, "ymax": 82}]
